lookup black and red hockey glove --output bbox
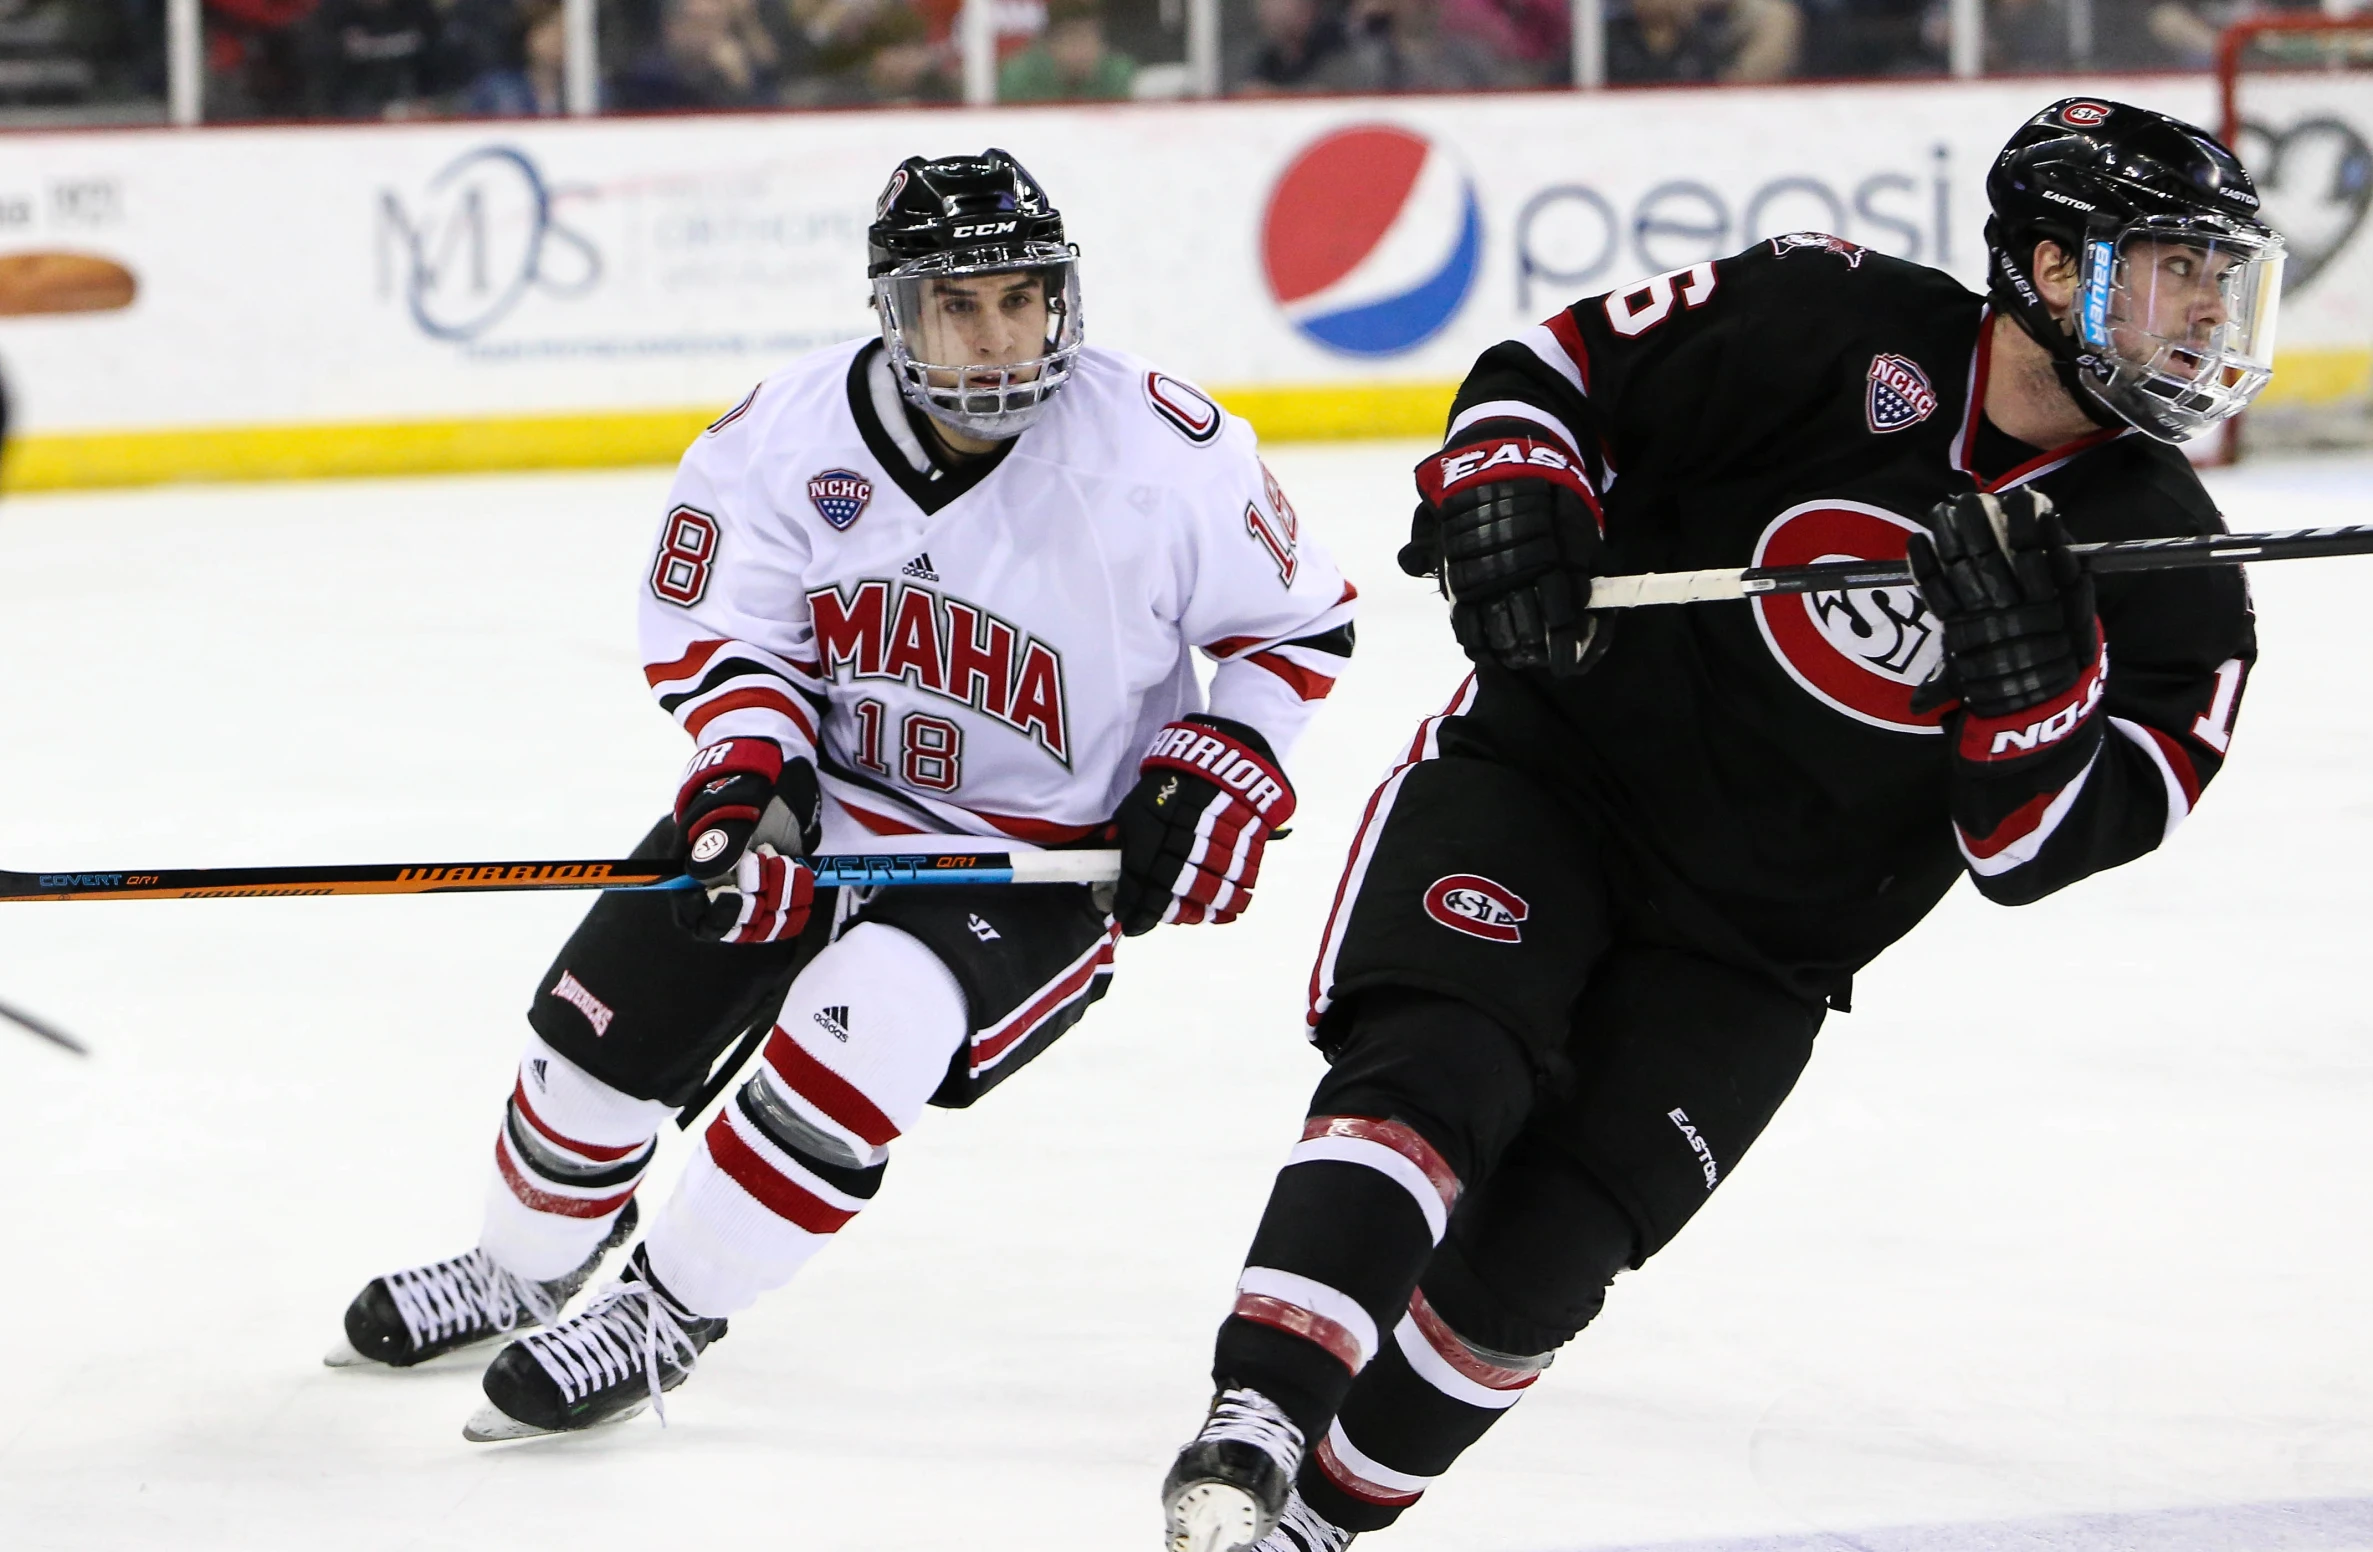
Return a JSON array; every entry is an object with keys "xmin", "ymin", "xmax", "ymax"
[
  {"xmin": 1111, "ymin": 716, "xmax": 1296, "ymax": 937},
  {"xmin": 1400, "ymin": 435, "xmax": 1614, "ymax": 678},
  {"xmin": 672, "ymin": 737, "xmax": 822, "ymax": 945},
  {"xmin": 1907, "ymin": 488, "xmax": 2100, "ymax": 720}
]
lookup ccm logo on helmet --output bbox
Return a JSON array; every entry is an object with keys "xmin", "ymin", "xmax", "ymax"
[
  {"xmin": 951, "ymin": 221, "xmax": 1019, "ymax": 238},
  {"xmin": 2059, "ymin": 101, "xmax": 2112, "ymax": 128},
  {"xmin": 1423, "ymin": 875, "xmax": 1529, "ymax": 943}
]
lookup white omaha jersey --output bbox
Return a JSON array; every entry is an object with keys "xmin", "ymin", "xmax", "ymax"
[{"xmin": 640, "ymin": 340, "xmax": 1356, "ymax": 845}]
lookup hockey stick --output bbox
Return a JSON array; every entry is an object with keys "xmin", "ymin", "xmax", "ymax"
[
  {"xmin": 0, "ymin": 995, "xmax": 87, "ymax": 1055},
  {"xmin": 1584, "ymin": 523, "xmax": 2373, "ymax": 609},
  {"xmin": 0, "ymin": 848, "xmax": 1122, "ymax": 903}
]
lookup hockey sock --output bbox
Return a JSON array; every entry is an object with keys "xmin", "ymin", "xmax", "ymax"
[
  {"xmin": 641, "ymin": 923, "xmax": 969, "ymax": 1317},
  {"xmin": 480, "ymin": 1033, "xmax": 672, "ymax": 1282},
  {"xmin": 1214, "ymin": 991, "xmax": 1536, "ymax": 1446},
  {"xmin": 1300, "ymin": 1147, "xmax": 1638, "ymax": 1532}
]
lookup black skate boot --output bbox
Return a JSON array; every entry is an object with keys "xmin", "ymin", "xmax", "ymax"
[
  {"xmin": 1255, "ymin": 1488, "xmax": 1355, "ymax": 1552},
  {"xmin": 1162, "ymin": 1387, "xmax": 1305, "ymax": 1552},
  {"xmin": 463, "ymin": 1244, "xmax": 726, "ymax": 1441},
  {"xmin": 329, "ymin": 1199, "xmax": 638, "ymax": 1369}
]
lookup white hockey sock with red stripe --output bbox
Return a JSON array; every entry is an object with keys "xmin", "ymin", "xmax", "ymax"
[
  {"xmin": 480, "ymin": 1034, "xmax": 672, "ymax": 1282},
  {"xmin": 641, "ymin": 923, "xmax": 969, "ymax": 1317}
]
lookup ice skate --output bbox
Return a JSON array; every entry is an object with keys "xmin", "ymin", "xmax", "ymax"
[
  {"xmin": 1162, "ymin": 1387, "xmax": 1304, "ymax": 1552},
  {"xmin": 327, "ymin": 1200, "xmax": 638, "ymax": 1369},
  {"xmin": 1253, "ymin": 1489, "xmax": 1354, "ymax": 1552},
  {"xmin": 462, "ymin": 1245, "xmax": 725, "ymax": 1441}
]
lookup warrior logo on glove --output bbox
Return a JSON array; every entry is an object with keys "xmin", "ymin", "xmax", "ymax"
[{"xmin": 1112, "ymin": 716, "xmax": 1296, "ymax": 937}]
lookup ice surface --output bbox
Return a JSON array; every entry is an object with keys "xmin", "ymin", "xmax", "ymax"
[{"xmin": 1, "ymin": 448, "xmax": 2371, "ymax": 1551}]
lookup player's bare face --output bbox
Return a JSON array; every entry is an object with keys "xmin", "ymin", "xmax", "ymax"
[
  {"xmin": 2110, "ymin": 239, "xmax": 2237, "ymax": 379},
  {"xmin": 914, "ymin": 272, "xmax": 1050, "ymax": 388}
]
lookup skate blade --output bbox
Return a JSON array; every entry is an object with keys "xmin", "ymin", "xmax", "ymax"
[
  {"xmin": 322, "ymin": 1337, "xmax": 371, "ymax": 1368},
  {"xmin": 1166, "ymin": 1482, "xmax": 1264, "ymax": 1552},
  {"xmin": 462, "ymin": 1400, "xmax": 647, "ymax": 1443}
]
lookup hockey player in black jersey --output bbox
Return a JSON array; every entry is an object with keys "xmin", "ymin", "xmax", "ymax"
[{"xmin": 1160, "ymin": 99, "xmax": 2279, "ymax": 1552}]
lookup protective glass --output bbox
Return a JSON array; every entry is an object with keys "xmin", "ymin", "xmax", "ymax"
[
  {"xmin": 873, "ymin": 247, "xmax": 1083, "ymax": 441},
  {"xmin": 2075, "ymin": 221, "xmax": 2285, "ymax": 442}
]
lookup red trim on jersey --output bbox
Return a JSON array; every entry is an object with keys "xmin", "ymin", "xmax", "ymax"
[
  {"xmin": 644, "ymin": 638, "xmax": 728, "ymax": 688},
  {"xmin": 1247, "ymin": 650, "xmax": 1338, "ymax": 701},
  {"xmin": 1406, "ymin": 1288, "xmax": 1541, "ymax": 1391},
  {"xmin": 703, "ymin": 1113, "xmax": 857, "ymax": 1233},
  {"xmin": 1954, "ymin": 637, "xmax": 2105, "ymax": 764},
  {"xmin": 973, "ymin": 811, "xmax": 1108, "ymax": 845},
  {"xmin": 1302, "ymin": 1116, "xmax": 1462, "ymax": 1212},
  {"xmin": 1956, "ymin": 784, "xmax": 2066, "ymax": 861},
  {"xmin": 1203, "ymin": 634, "xmax": 1264, "ymax": 659},
  {"xmin": 762, "ymin": 1028, "xmax": 900, "ymax": 1147},
  {"xmin": 1232, "ymin": 1291, "xmax": 1367, "ymax": 1374},
  {"xmin": 2141, "ymin": 721, "xmax": 2203, "ymax": 809},
  {"xmin": 1953, "ymin": 312, "xmax": 2125, "ymax": 492},
  {"xmin": 494, "ymin": 1137, "xmax": 638, "ymax": 1219},
  {"xmin": 1315, "ymin": 1434, "xmax": 1424, "ymax": 1507},
  {"xmin": 510, "ymin": 1080, "xmax": 646, "ymax": 1163},
  {"xmin": 970, "ymin": 926, "xmax": 1118, "ymax": 1074},
  {"xmin": 1543, "ymin": 308, "xmax": 1592, "ymax": 395},
  {"xmin": 683, "ymin": 687, "xmax": 817, "ymax": 744}
]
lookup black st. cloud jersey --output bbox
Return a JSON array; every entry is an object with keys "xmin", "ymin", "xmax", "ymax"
[{"xmin": 1434, "ymin": 236, "xmax": 2256, "ymax": 1006}]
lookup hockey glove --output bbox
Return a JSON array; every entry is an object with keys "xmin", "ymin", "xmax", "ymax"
[
  {"xmin": 672, "ymin": 738, "xmax": 821, "ymax": 945},
  {"xmin": 1402, "ymin": 436, "xmax": 1613, "ymax": 678},
  {"xmin": 1111, "ymin": 716, "xmax": 1296, "ymax": 937},
  {"xmin": 1906, "ymin": 488, "xmax": 2099, "ymax": 720}
]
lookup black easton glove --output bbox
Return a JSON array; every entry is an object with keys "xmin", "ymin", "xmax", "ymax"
[
  {"xmin": 1906, "ymin": 488, "xmax": 2099, "ymax": 719},
  {"xmin": 1400, "ymin": 435, "xmax": 1615, "ymax": 677},
  {"xmin": 1110, "ymin": 715, "xmax": 1296, "ymax": 937},
  {"xmin": 672, "ymin": 737, "xmax": 821, "ymax": 944}
]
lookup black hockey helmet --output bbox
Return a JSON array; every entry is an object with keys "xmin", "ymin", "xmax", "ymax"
[
  {"xmin": 866, "ymin": 149, "xmax": 1083, "ymax": 441},
  {"xmin": 1986, "ymin": 98, "xmax": 2284, "ymax": 443}
]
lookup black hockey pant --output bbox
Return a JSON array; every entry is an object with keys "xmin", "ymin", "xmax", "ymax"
[{"xmin": 1214, "ymin": 964, "xmax": 1821, "ymax": 1535}]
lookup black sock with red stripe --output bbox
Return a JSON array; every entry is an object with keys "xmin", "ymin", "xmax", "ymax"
[{"xmin": 1212, "ymin": 991, "xmax": 1536, "ymax": 1448}]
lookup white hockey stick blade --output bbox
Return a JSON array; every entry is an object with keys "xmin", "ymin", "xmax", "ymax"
[
  {"xmin": 1165, "ymin": 1481, "xmax": 1266, "ymax": 1552},
  {"xmin": 462, "ymin": 1400, "xmax": 647, "ymax": 1443}
]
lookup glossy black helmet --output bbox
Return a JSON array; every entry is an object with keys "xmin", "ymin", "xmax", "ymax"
[
  {"xmin": 867, "ymin": 150, "xmax": 1083, "ymax": 441},
  {"xmin": 1986, "ymin": 98, "xmax": 2284, "ymax": 443}
]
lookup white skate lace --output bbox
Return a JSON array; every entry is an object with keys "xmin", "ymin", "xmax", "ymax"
[
  {"xmin": 521, "ymin": 1279, "xmax": 702, "ymax": 1424},
  {"xmin": 384, "ymin": 1250, "xmax": 558, "ymax": 1348},
  {"xmin": 1261, "ymin": 1492, "xmax": 1354, "ymax": 1552},
  {"xmin": 1199, "ymin": 1387, "xmax": 1304, "ymax": 1475}
]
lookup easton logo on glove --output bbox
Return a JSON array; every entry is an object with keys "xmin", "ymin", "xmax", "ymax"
[
  {"xmin": 1143, "ymin": 724, "xmax": 1296, "ymax": 823},
  {"xmin": 1418, "ymin": 436, "xmax": 1601, "ymax": 525}
]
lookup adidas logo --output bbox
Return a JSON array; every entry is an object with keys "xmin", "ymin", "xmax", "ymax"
[
  {"xmin": 901, "ymin": 552, "xmax": 940, "ymax": 583},
  {"xmin": 529, "ymin": 1057, "xmax": 549, "ymax": 1089},
  {"xmin": 813, "ymin": 1004, "xmax": 852, "ymax": 1042}
]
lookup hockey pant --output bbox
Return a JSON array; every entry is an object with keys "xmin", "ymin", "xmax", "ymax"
[
  {"xmin": 1214, "ymin": 754, "xmax": 1824, "ymax": 1533},
  {"xmin": 481, "ymin": 813, "xmax": 1118, "ymax": 1317}
]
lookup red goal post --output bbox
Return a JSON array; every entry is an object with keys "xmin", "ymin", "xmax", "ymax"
[{"xmin": 2215, "ymin": 15, "xmax": 2373, "ymax": 458}]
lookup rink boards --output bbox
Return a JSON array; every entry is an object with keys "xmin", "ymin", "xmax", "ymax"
[{"xmin": 0, "ymin": 74, "xmax": 2363, "ymax": 488}]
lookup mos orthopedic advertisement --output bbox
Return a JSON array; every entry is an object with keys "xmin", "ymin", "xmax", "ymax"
[{"xmin": 0, "ymin": 75, "xmax": 2362, "ymax": 487}]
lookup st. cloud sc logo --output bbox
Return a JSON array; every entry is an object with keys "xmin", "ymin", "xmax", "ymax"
[
  {"xmin": 378, "ymin": 146, "xmax": 600, "ymax": 342},
  {"xmin": 1750, "ymin": 499, "xmax": 1946, "ymax": 735}
]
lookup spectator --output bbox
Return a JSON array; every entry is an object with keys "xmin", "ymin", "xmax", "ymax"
[
  {"xmin": 305, "ymin": 0, "xmax": 443, "ymax": 115},
  {"xmin": 1230, "ymin": 0, "xmax": 1347, "ymax": 89},
  {"xmin": 1323, "ymin": 0, "xmax": 1513, "ymax": 88},
  {"xmin": 784, "ymin": 0, "xmax": 953, "ymax": 104},
  {"xmin": 456, "ymin": 0, "xmax": 566, "ymax": 113},
  {"xmin": 1603, "ymin": 0, "xmax": 1801, "ymax": 81},
  {"xmin": 0, "ymin": 0, "xmax": 116, "ymax": 105},
  {"xmin": 997, "ymin": 0, "xmax": 1134, "ymax": 100},
  {"xmin": 610, "ymin": 0, "xmax": 786, "ymax": 107},
  {"xmin": 205, "ymin": 0, "xmax": 315, "ymax": 116},
  {"xmin": 1437, "ymin": 0, "xmax": 1569, "ymax": 84}
]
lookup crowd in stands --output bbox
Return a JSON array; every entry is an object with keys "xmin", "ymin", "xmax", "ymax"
[{"xmin": 0, "ymin": 0, "xmax": 2339, "ymax": 120}]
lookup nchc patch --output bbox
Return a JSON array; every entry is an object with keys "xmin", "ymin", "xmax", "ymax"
[
  {"xmin": 1423, "ymin": 874, "xmax": 1528, "ymax": 943},
  {"xmin": 1865, "ymin": 353, "xmax": 1938, "ymax": 433},
  {"xmin": 807, "ymin": 469, "xmax": 874, "ymax": 530}
]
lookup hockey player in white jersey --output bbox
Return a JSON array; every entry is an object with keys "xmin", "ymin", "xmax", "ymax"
[{"xmin": 329, "ymin": 149, "xmax": 1357, "ymax": 1440}]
